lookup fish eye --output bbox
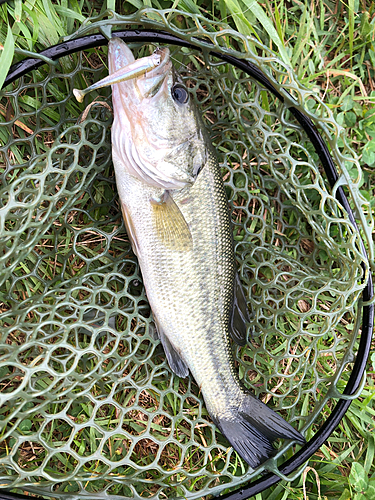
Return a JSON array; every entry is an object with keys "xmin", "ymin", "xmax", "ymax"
[{"xmin": 172, "ymin": 84, "xmax": 189, "ymax": 104}]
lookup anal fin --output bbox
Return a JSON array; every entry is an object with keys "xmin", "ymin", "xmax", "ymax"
[
  {"xmin": 154, "ymin": 317, "xmax": 189, "ymax": 378},
  {"xmin": 230, "ymin": 271, "xmax": 252, "ymax": 346},
  {"xmin": 151, "ymin": 191, "xmax": 193, "ymax": 252}
]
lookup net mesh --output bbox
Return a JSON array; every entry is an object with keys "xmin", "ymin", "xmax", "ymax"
[{"xmin": 0, "ymin": 8, "xmax": 372, "ymax": 500}]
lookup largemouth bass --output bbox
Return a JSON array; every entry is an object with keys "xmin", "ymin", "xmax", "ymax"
[{"xmin": 75, "ymin": 37, "xmax": 305, "ymax": 468}]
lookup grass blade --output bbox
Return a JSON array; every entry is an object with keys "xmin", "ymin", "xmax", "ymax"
[
  {"xmin": 238, "ymin": 0, "xmax": 291, "ymax": 66},
  {"xmin": 55, "ymin": 5, "xmax": 86, "ymax": 23},
  {"xmin": 222, "ymin": 0, "xmax": 259, "ymax": 39},
  {"xmin": 0, "ymin": 23, "xmax": 14, "ymax": 90},
  {"xmin": 348, "ymin": 0, "xmax": 354, "ymax": 66},
  {"xmin": 273, "ymin": 0, "xmax": 284, "ymax": 43},
  {"xmin": 14, "ymin": 0, "xmax": 22, "ymax": 22}
]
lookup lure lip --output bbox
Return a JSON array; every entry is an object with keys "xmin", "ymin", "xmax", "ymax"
[{"xmin": 73, "ymin": 45, "xmax": 168, "ymax": 102}]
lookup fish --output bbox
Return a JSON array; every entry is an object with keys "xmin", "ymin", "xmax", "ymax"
[{"xmin": 74, "ymin": 37, "xmax": 305, "ymax": 468}]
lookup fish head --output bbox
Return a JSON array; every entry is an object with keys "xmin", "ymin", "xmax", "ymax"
[{"xmin": 109, "ymin": 37, "xmax": 208, "ymax": 190}]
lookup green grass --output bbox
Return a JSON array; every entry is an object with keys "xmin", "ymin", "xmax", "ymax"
[{"xmin": 0, "ymin": 1, "xmax": 375, "ymax": 499}]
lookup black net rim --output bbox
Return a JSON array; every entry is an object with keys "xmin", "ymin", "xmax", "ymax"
[{"xmin": 1, "ymin": 29, "xmax": 374, "ymax": 500}]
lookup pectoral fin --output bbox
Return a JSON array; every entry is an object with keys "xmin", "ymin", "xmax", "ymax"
[
  {"xmin": 151, "ymin": 191, "xmax": 193, "ymax": 251},
  {"xmin": 154, "ymin": 317, "xmax": 189, "ymax": 378},
  {"xmin": 230, "ymin": 271, "xmax": 251, "ymax": 346}
]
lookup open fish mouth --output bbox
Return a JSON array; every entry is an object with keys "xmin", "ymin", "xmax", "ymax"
[
  {"xmin": 130, "ymin": 46, "xmax": 173, "ymax": 100},
  {"xmin": 108, "ymin": 37, "xmax": 172, "ymax": 93},
  {"xmin": 73, "ymin": 39, "xmax": 172, "ymax": 102}
]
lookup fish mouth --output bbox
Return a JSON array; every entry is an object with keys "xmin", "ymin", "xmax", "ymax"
[
  {"xmin": 73, "ymin": 39, "xmax": 173, "ymax": 104},
  {"xmin": 108, "ymin": 38, "xmax": 172, "ymax": 99},
  {"xmin": 142, "ymin": 47, "xmax": 170, "ymax": 79},
  {"xmin": 108, "ymin": 37, "xmax": 135, "ymax": 72},
  {"xmin": 136, "ymin": 47, "xmax": 172, "ymax": 99}
]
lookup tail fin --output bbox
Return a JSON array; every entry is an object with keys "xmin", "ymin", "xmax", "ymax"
[{"xmin": 215, "ymin": 393, "xmax": 305, "ymax": 469}]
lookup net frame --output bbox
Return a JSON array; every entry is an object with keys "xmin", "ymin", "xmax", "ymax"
[{"xmin": 1, "ymin": 20, "xmax": 374, "ymax": 500}]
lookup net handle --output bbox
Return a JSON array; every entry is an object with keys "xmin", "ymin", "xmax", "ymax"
[{"xmin": 2, "ymin": 29, "xmax": 374, "ymax": 500}]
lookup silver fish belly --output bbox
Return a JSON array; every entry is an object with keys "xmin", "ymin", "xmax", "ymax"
[{"xmin": 75, "ymin": 36, "xmax": 305, "ymax": 468}]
